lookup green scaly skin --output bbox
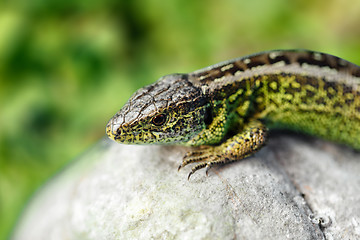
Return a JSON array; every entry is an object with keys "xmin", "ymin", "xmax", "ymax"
[{"xmin": 106, "ymin": 50, "xmax": 360, "ymax": 179}]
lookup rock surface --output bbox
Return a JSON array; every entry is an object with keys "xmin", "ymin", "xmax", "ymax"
[{"xmin": 12, "ymin": 133, "xmax": 360, "ymax": 240}]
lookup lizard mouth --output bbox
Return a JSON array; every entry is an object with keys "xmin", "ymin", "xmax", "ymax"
[{"xmin": 106, "ymin": 118, "xmax": 142, "ymax": 143}]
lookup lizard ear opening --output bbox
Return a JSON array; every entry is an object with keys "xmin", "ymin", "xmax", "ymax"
[
  {"xmin": 152, "ymin": 114, "xmax": 167, "ymax": 126},
  {"xmin": 204, "ymin": 106, "xmax": 213, "ymax": 125}
]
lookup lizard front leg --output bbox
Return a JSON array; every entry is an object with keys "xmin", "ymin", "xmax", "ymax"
[{"xmin": 179, "ymin": 120, "xmax": 268, "ymax": 179}]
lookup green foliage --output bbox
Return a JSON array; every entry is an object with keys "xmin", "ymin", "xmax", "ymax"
[{"xmin": 0, "ymin": 0, "xmax": 359, "ymax": 238}]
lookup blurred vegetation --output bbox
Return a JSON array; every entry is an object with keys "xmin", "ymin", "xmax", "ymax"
[{"xmin": 0, "ymin": 0, "xmax": 359, "ymax": 238}]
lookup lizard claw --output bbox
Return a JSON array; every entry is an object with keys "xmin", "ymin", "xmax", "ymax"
[
  {"xmin": 187, "ymin": 163, "xmax": 212, "ymax": 180},
  {"xmin": 205, "ymin": 165, "xmax": 211, "ymax": 176},
  {"xmin": 187, "ymin": 171, "xmax": 194, "ymax": 180}
]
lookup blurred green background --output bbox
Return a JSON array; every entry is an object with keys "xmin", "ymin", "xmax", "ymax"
[{"xmin": 0, "ymin": 0, "xmax": 359, "ymax": 238}]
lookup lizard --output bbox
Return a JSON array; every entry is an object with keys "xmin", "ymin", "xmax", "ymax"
[{"xmin": 106, "ymin": 50, "xmax": 360, "ymax": 179}]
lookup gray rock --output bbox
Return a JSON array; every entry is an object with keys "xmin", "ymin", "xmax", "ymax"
[{"xmin": 12, "ymin": 134, "xmax": 360, "ymax": 240}]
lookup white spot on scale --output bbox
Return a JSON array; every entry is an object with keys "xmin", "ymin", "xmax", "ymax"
[
  {"xmin": 201, "ymin": 85, "xmax": 207, "ymax": 94},
  {"xmin": 269, "ymin": 52, "xmax": 282, "ymax": 59},
  {"xmin": 199, "ymin": 75, "xmax": 209, "ymax": 80},
  {"xmin": 214, "ymin": 75, "xmax": 226, "ymax": 82},
  {"xmin": 313, "ymin": 53, "xmax": 323, "ymax": 61},
  {"xmin": 234, "ymin": 71, "xmax": 243, "ymax": 76},
  {"xmin": 243, "ymin": 58, "xmax": 251, "ymax": 64},
  {"xmin": 221, "ymin": 64, "xmax": 234, "ymax": 72},
  {"xmin": 272, "ymin": 61, "xmax": 286, "ymax": 67}
]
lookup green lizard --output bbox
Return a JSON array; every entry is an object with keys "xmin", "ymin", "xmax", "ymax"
[{"xmin": 106, "ymin": 50, "xmax": 360, "ymax": 179}]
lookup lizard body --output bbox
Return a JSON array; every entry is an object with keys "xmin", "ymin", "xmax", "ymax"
[{"xmin": 106, "ymin": 50, "xmax": 360, "ymax": 178}]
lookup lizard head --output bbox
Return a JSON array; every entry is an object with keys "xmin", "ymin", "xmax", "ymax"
[{"xmin": 106, "ymin": 74, "xmax": 209, "ymax": 144}]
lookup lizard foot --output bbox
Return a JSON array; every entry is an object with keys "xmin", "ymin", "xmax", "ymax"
[
  {"xmin": 179, "ymin": 120, "xmax": 268, "ymax": 180},
  {"xmin": 178, "ymin": 146, "xmax": 225, "ymax": 180},
  {"xmin": 178, "ymin": 147, "xmax": 213, "ymax": 170}
]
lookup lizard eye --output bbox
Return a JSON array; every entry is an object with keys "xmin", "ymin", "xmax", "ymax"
[{"xmin": 152, "ymin": 114, "xmax": 166, "ymax": 126}]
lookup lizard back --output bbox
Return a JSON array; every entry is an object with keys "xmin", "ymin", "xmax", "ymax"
[{"xmin": 188, "ymin": 50, "xmax": 360, "ymax": 149}]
